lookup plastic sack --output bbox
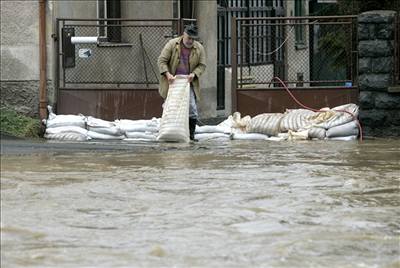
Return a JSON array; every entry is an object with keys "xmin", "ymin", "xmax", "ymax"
[
  {"xmin": 280, "ymin": 109, "xmax": 315, "ymax": 132},
  {"xmin": 87, "ymin": 126, "xmax": 123, "ymax": 136},
  {"xmin": 87, "ymin": 116, "xmax": 115, "ymax": 128},
  {"xmin": 248, "ymin": 113, "xmax": 284, "ymax": 136},
  {"xmin": 308, "ymin": 127, "xmax": 326, "ymax": 140},
  {"xmin": 195, "ymin": 125, "xmax": 229, "ymax": 134},
  {"xmin": 125, "ymin": 132, "xmax": 157, "ymax": 140},
  {"xmin": 327, "ymin": 135, "xmax": 358, "ymax": 141},
  {"xmin": 194, "ymin": 133, "xmax": 230, "ymax": 141},
  {"xmin": 231, "ymin": 133, "xmax": 269, "ymax": 140},
  {"xmin": 157, "ymin": 76, "xmax": 190, "ymax": 143},
  {"xmin": 87, "ymin": 131, "xmax": 125, "ymax": 140},
  {"xmin": 316, "ymin": 103, "xmax": 359, "ymax": 129},
  {"xmin": 326, "ymin": 120, "xmax": 359, "ymax": 138},
  {"xmin": 45, "ymin": 126, "xmax": 88, "ymax": 136},
  {"xmin": 44, "ymin": 132, "xmax": 89, "ymax": 141}
]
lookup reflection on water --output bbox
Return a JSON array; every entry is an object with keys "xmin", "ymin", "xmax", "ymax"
[{"xmin": 1, "ymin": 140, "xmax": 399, "ymax": 267}]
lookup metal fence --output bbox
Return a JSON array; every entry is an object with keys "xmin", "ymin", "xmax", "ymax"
[
  {"xmin": 55, "ymin": 18, "xmax": 196, "ymax": 90},
  {"xmin": 231, "ymin": 16, "xmax": 358, "ymax": 89}
]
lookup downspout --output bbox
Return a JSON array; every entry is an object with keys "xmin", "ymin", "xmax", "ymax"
[{"xmin": 39, "ymin": 0, "xmax": 47, "ymax": 120}]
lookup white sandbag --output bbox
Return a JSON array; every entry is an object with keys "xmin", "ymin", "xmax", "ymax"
[
  {"xmin": 46, "ymin": 114, "xmax": 86, "ymax": 128},
  {"xmin": 157, "ymin": 76, "xmax": 190, "ymax": 143},
  {"xmin": 287, "ymin": 129, "xmax": 309, "ymax": 140},
  {"xmin": 308, "ymin": 127, "xmax": 326, "ymax": 140},
  {"xmin": 248, "ymin": 113, "xmax": 284, "ymax": 136},
  {"xmin": 195, "ymin": 125, "xmax": 229, "ymax": 134},
  {"xmin": 231, "ymin": 112, "xmax": 252, "ymax": 133},
  {"xmin": 87, "ymin": 126, "xmax": 123, "ymax": 136},
  {"xmin": 327, "ymin": 135, "xmax": 358, "ymax": 141},
  {"xmin": 45, "ymin": 126, "xmax": 88, "ymax": 135},
  {"xmin": 316, "ymin": 103, "xmax": 359, "ymax": 129},
  {"xmin": 231, "ymin": 133, "xmax": 269, "ymax": 140},
  {"xmin": 280, "ymin": 109, "xmax": 315, "ymax": 132},
  {"xmin": 87, "ymin": 116, "xmax": 115, "ymax": 128},
  {"xmin": 87, "ymin": 131, "xmax": 125, "ymax": 140},
  {"xmin": 326, "ymin": 120, "xmax": 359, "ymax": 138},
  {"xmin": 194, "ymin": 133, "xmax": 230, "ymax": 141},
  {"xmin": 44, "ymin": 132, "xmax": 89, "ymax": 141},
  {"xmin": 125, "ymin": 132, "xmax": 157, "ymax": 140},
  {"xmin": 115, "ymin": 118, "xmax": 160, "ymax": 131},
  {"xmin": 120, "ymin": 125, "xmax": 158, "ymax": 133}
]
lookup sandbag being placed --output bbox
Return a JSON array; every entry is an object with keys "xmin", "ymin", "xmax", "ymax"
[
  {"xmin": 157, "ymin": 76, "xmax": 190, "ymax": 143},
  {"xmin": 326, "ymin": 120, "xmax": 359, "ymax": 138},
  {"xmin": 248, "ymin": 113, "xmax": 284, "ymax": 136}
]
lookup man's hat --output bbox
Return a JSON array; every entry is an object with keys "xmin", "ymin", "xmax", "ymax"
[{"xmin": 184, "ymin": 24, "xmax": 199, "ymax": 39}]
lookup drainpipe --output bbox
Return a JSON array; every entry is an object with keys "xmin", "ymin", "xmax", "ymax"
[{"xmin": 39, "ymin": 0, "xmax": 47, "ymax": 120}]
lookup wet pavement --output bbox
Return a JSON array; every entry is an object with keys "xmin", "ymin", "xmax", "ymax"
[{"xmin": 1, "ymin": 136, "xmax": 399, "ymax": 267}]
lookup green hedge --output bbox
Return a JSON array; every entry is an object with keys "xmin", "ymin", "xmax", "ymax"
[{"xmin": 0, "ymin": 108, "xmax": 42, "ymax": 138}]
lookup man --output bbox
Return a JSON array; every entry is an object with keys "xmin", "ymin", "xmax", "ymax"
[{"xmin": 157, "ymin": 24, "xmax": 206, "ymax": 141}]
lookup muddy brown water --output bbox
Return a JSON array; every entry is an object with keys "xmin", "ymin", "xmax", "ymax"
[{"xmin": 1, "ymin": 139, "xmax": 399, "ymax": 267}]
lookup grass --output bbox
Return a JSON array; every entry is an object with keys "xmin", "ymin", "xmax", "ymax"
[{"xmin": 0, "ymin": 108, "xmax": 42, "ymax": 138}]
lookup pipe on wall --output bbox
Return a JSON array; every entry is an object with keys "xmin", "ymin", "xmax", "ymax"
[{"xmin": 39, "ymin": 0, "xmax": 47, "ymax": 120}]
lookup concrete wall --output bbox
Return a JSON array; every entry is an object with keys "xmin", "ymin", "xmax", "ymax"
[
  {"xmin": 358, "ymin": 10, "xmax": 400, "ymax": 137},
  {"xmin": 194, "ymin": 0, "xmax": 218, "ymax": 119},
  {"xmin": 1, "ymin": 0, "xmax": 54, "ymax": 117}
]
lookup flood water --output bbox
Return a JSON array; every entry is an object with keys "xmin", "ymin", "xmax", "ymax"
[{"xmin": 1, "ymin": 139, "xmax": 399, "ymax": 267}]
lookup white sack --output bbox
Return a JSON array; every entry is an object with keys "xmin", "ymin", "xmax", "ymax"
[
  {"xmin": 327, "ymin": 135, "xmax": 358, "ymax": 141},
  {"xmin": 125, "ymin": 132, "xmax": 157, "ymax": 140},
  {"xmin": 195, "ymin": 125, "xmax": 229, "ymax": 134},
  {"xmin": 87, "ymin": 131, "xmax": 125, "ymax": 140},
  {"xmin": 157, "ymin": 76, "xmax": 190, "ymax": 143},
  {"xmin": 231, "ymin": 133, "xmax": 269, "ymax": 140},
  {"xmin": 194, "ymin": 133, "xmax": 230, "ymax": 141},
  {"xmin": 87, "ymin": 116, "xmax": 116, "ymax": 128},
  {"xmin": 45, "ymin": 126, "xmax": 88, "ymax": 135},
  {"xmin": 120, "ymin": 125, "xmax": 158, "ymax": 133},
  {"xmin": 280, "ymin": 109, "xmax": 315, "ymax": 132},
  {"xmin": 87, "ymin": 126, "xmax": 123, "ymax": 136},
  {"xmin": 46, "ymin": 114, "xmax": 86, "ymax": 128},
  {"xmin": 326, "ymin": 120, "xmax": 359, "ymax": 138},
  {"xmin": 115, "ymin": 118, "xmax": 159, "ymax": 132},
  {"xmin": 248, "ymin": 113, "xmax": 284, "ymax": 136},
  {"xmin": 44, "ymin": 132, "xmax": 89, "ymax": 141},
  {"xmin": 316, "ymin": 103, "xmax": 359, "ymax": 129},
  {"xmin": 308, "ymin": 127, "xmax": 326, "ymax": 140}
]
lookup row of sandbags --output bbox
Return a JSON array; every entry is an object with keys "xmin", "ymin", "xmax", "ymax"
[
  {"xmin": 43, "ymin": 106, "xmax": 159, "ymax": 141},
  {"xmin": 192, "ymin": 103, "xmax": 360, "ymax": 141}
]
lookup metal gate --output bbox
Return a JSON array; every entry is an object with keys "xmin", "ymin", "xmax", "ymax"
[
  {"xmin": 231, "ymin": 15, "xmax": 359, "ymax": 116},
  {"xmin": 217, "ymin": 0, "xmax": 283, "ymax": 110},
  {"xmin": 55, "ymin": 18, "xmax": 195, "ymax": 120}
]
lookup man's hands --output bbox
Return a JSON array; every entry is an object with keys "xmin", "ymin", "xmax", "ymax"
[
  {"xmin": 188, "ymin": 73, "xmax": 195, "ymax": 83},
  {"xmin": 165, "ymin": 72, "xmax": 176, "ymax": 84},
  {"xmin": 165, "ymin": 72, "xmax": 195, "ymax": 83}
]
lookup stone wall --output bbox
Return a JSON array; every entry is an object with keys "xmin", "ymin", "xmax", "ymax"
[
  {"xmin": 358, "ymin": 10, "xmax": 400, "ymax": 137},
  {"xmin": 1, "ymin": 81, "xmax": 54, "ymax": 118}
]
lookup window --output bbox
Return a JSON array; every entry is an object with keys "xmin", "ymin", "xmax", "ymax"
[
  {"xmin": 295, "ymin": 0, "xmax": 306, "ymax": 46},
  {"xmin": 97, "ymin": 0, "xmax": 121, "ymax": 42}
]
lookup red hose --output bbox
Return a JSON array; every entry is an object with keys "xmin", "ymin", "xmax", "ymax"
[{"xmin": 272, "ymin": 77, "xmax": 363, "ymax": 141}]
